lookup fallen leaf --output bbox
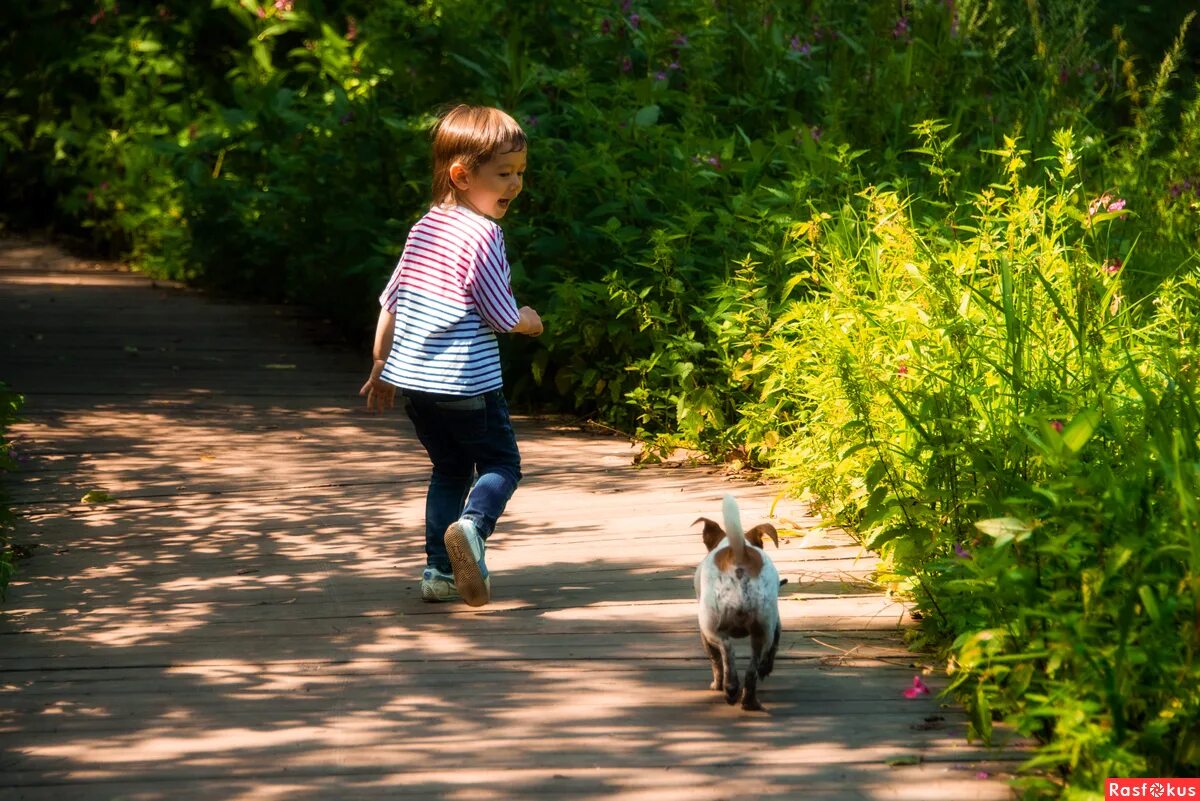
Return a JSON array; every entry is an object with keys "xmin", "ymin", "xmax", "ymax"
[
  {"xmin": 80, "ymin": 490, "xmax": 116, "ymax": 504},
  {"xmin": 885, "ymin": 754, "xmax": 922, "ymax": 767}
]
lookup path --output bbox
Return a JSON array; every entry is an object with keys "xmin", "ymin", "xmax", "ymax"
[{"xmin": 0, "ymin": 239, "xmax": 1022, "ymax": 800}]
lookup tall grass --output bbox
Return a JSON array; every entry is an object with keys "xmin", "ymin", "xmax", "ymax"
[{"xmin": 752, "ymin": 130, "xmax": 1200, "ymax": 793}]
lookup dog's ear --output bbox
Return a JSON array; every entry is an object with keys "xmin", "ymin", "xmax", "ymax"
[
  {"xmin": 693, "ymin": 517, "xmax": 726, "ymax": 552},
  {"xmin": 745, "ymin": 523, "xmax": 779, "ymax": 549}
]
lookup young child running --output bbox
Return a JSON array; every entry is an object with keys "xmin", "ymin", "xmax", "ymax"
[{"xmin": 359, "ymin": 104, "xmax": 543, "ymax": 607}]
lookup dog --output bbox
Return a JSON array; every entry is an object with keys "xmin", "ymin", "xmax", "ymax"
[{"xmin": 693, "ymin": 494, "xmax": 781, "ymax": 711}]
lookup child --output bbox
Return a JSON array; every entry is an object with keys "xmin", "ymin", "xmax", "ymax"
[{"xmin": 359, "ymin": 104, "xmax": 543, "ymax": 607}]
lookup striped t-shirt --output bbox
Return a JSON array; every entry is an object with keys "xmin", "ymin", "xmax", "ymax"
[{"xmin": 378, "ymin": 205, "xmax": 521, "ymax": 396}]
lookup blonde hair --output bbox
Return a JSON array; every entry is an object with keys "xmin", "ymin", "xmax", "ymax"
[{"xmin": 431, "ymin": 105, "xmax": 527, "ymax": 205}]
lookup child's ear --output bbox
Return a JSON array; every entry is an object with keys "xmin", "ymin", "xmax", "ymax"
[{"xmin": 449, "ymin": 162, "xmax": 471, "ymax": 191}]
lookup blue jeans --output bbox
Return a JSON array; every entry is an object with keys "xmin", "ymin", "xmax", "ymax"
[{"xmin": 401, "ymin": 389, "xmax": 522, "ymax": 572}]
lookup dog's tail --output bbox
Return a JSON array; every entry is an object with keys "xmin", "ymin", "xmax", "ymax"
[{"xmin": 722, "ymin": 493, "xmax": 746, "ymax": 562}]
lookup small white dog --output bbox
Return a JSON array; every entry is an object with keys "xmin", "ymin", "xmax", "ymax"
[{"xmin": 693, "ymin": 494, "xmax": 781, "ymax": 711}]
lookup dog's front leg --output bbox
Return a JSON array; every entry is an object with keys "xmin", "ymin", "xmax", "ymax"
[
  {"xmin": 719, "ymin": 638, "xmax": 740, "ymax": 705},
  {"xmin": 701, "ymin": 633, "xmax": 723, "ymax": 691}
]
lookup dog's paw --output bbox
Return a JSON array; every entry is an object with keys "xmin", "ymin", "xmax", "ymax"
[
  {"xmin": 723, "ymin": 682, "xmax": 741, "ymax": 706},
  {"xmin": 741, "ymin": 695, "xmax": 766, "ymax": 712},
  {"xmin": 709, "ymin": 679, "xmax": 723, "ymax": 691}
]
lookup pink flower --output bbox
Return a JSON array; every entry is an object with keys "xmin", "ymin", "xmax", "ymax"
[
  {"xmin": 620, "ymin": 56, "xmax": 632, "ymax": 73},
  {"xmin": 810, "ymin": 126, "xmax": 823, "ymax": 142},
  {"xmin": 629, "ymin": 13, "xmax": 640, "ymax": 29},
  {"xmin": 1088, "ymin": 193, "xmax": 1127, "ymax": 219},
  {"xmin": 976, "ymin": 771, "xmax": 990, "ymax": 780},
  {"xmin": 892, "ymin": 17, "xmax": 910, "ymax": 40},
  {"xmin": 903, "ymin": 675, "xmax": 931, "ymax": 698},
  {"xmin": 897, "ymin": 361, "xmax": 908, "ymax": 376},
  {"xmin": 346, "ymin": 16, "xmax": 357, "ymax": 41},
  {"xmin": 674, "ymin": 33, "xmax": 689, "ymax": 47},
  {"xmin": 1088, "ymin": 193, "xmax": 1112, "ymax": 217},
  {"xmin": 953, "ymin": 542, "xmax": 972, "ymax": 560},
  {"xmin": 655, "ymin": 70, "xmax": 667, "ymax": 81},
  {"xmin": 1051, "ymin": 420, "xmax": 1064, "ymax": 433},
  {"xmin": 1105, "ymin": 258, "xmax": 1123, "ymax": 275},
  {"xmin": 706, "ymin": 155, "xmax": 722, "ymax": 170}
]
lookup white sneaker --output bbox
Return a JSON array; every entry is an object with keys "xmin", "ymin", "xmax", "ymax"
[
  {"xmin": 420, "ymin": 566, "xmax": 458, "ymax": 602},
  {"xmin": 444, "ymin": 519, "xmax": 490, "ymax": 607}
]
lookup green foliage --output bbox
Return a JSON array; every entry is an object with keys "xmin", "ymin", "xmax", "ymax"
[
  {"xmin": 767, "ymin": 151, "xmax": 1200, "ymax": 789},
  {"xmin": 2, "ymin": 0, "xmax": 1199, "ymax": 794},
  {"xmin": 0, "ymin": 384, "xmax": 24, "ymax": 599}
]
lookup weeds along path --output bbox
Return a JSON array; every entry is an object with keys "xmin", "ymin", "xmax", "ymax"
[{"xmin": 0, "ymin": 238, "xmax": 1023, "ymax": 801}]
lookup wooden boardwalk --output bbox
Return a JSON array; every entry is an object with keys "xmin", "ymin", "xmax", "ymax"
[{"xmin": 0, "ymin": 239, "xmax": 1022, "ymax": 800}]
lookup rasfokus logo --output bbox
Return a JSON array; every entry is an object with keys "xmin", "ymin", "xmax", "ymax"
[{"xmin": 1107, "ymin": 779, "xmax": 1200, "ymax": 799}]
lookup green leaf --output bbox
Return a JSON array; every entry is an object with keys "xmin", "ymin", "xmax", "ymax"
[
  {"xmin": 80, "ymin": 490, "xmax": 115, "ymax": 504},
  {"xmin": 973, "ymin": 683, "xmax": 993, "ymax": 742},
  {"xmin": 634, "ymin": 105, "xmax": 660, "ymax": 127},
  {"xmin": 885, "ymin": 754, "xmax": 921, "ymax": 767},
  {"xmin": 1138, "ymin": 586, "xmax": 1161, "ymax": 622},
  {"xmin": 531, "ymin": 350, "xmax": 549, "ymax": 386},
  {"xmin": 974, "ymin": 517, "xmax": 1035, "ymax": 541},
  {"xmin": 449, "ymin": 53, "xmax": 491, "ymax": 81},
  {"xmin": 1061, "ymin": 409, "xmax": 1101, "ymax": 453}
]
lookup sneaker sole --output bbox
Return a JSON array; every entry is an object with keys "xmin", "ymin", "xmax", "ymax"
[
  {"xmin": 445, "ymin": 523, "xmax": 489, "ymax": 607},
  {"xmin": 421, "ymin": 584, "xmax": 457, "ymax": 603}
]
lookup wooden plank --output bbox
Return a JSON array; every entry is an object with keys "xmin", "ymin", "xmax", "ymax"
[{"xmin": 0, "ymin": 764, "xmax": 1020, "ymax": 801}]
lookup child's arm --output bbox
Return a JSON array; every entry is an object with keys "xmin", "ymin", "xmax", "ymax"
[
  {"xmin": 510, "ymin": 305, "xmax": 544, "ymax": 337},
  {"xmin": 359, "ymin": 307, "xmax": 397, "ymax": 412}
]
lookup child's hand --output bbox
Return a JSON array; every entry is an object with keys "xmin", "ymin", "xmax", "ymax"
[
  {"xmin": 514, "ymin": 306, "xmax": 544, "ymax": 337},
  {"xmin": 359, "ymin": 361, "xmax": 396, "ymax": 412}
]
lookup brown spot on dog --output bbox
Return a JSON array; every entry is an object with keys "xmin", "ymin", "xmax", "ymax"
[
  {"xmin": 744, "ymin": 524, "xmax": 779, "ymax": 549},
  {"xmin": 694, "ymin": 517, "xmax": 726, "ymax": 552},
  {"xmin": 713, "ymin": 545, "xmax": 764, "ymax": 577}
]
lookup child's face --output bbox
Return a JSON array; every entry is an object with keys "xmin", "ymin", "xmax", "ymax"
[{"xmin": 451, "ymin": 146, "xmax": 526, "ymax": 219}]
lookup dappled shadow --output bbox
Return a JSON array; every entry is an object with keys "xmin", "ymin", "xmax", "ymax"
[{"xmin": 0, "ymin": 240, "xmax": 1021, "ymax": 800}]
